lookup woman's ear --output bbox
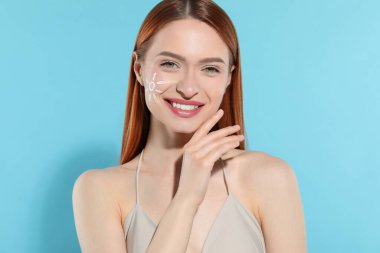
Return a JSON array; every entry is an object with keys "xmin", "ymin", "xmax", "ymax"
[
  {"xmin": 226, "ymin": 65, "xmax": 236, "ymax": 88},
  {"xmin": 133, "ymin": 51, "xmax": 144, "ymax": 86}
]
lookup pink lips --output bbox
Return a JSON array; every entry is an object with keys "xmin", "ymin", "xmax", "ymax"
[
  {"xmin": 164, "ymin": 97, "xmax": 205, "ymax": 106},
  {"xmin": 164, "ymin": 98, "xmax": 204, "ymax": 118}
]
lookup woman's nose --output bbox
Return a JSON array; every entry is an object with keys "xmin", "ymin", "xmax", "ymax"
[{"xmin": 175, "ymin": 71, "xmax": 199, "ymax": 98}]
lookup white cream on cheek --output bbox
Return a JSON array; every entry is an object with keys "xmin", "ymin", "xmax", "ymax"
[
  {"xmin": 143, "ymin": 63, "xmax": 228, "ymax": 106},
  {"xmin": 144, "ymin": 71, "xmax": 175, "ymax": 103}
]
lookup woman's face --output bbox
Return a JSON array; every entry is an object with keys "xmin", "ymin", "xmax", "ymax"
[{"xmin": 134, "ymin": 18, "xmax": 235, "ymax": 133}]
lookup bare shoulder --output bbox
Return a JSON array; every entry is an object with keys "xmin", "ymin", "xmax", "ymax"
[
  {"xmin": 72, "ymin": 161, "xmax": 139, "ymax": 222},
  {"xmin": 72, "ymin": 164, "xmax": 136, "ymax": 252},
  {"xmin": 73, "ymin": 165, "xmax": 129, "ymax": 198},
  {"xmin": 74, "ymin": 166, "xmax": 118, "ymax": 187},
  {"xmin": 222, "ymin": 149, "xmax": 296, "ymax": 190},
  {"xmin": 235, "ymin": 149, "xmax": 300, "ymax": 209},
  {"xmin": 240, "ymin": 149, "xmax": 296, "ymax": 187},
  {"xmin": 234, "ymin": 150, "xmax": 307, "ymax": 252}
]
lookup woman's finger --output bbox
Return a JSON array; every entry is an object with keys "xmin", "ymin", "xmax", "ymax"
[
  {"xmin": 204, "ymin": 137, "xmax": 243, "ymax": 164},
  {"xmin": 190, "ymin": 124, "xmax": 240, "ymax": 151},
  {"xmin": 186, "ymin": 109, "xmax": 224, "ymax": 147},
  {"xmin": 195, "ymin": 134, "xmax": 244, "ymax": 158}
]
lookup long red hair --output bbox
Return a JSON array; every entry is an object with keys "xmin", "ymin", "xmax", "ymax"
[{"xmin": 119, "ymin": 0, "xmax": 246, "ymax": 165}]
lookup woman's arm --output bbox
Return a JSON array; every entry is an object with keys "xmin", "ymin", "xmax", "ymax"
[
  {"xmin": 72, "ymin": 168, "xmax": 199, "ymax": 253},
  {"xmin": 252, "ymin": 154, "xmax": 307, "ymax": 253},
  {"xmin": 72, "ymin": 169, "xmax": 128, "ymax": 253},
  {"xmin": 145, "ymin": 193, "xmax": 199, "ymax": 253}
]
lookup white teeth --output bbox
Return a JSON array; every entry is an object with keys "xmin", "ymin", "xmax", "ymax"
[{"xmin": 170, "ymin": 101, "xmax": 199, "ymax": 110}]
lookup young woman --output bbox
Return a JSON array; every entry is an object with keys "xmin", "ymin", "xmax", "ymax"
[{"xmin": 73, "ymin": 1, "xmax": 307, "ymax": 252}]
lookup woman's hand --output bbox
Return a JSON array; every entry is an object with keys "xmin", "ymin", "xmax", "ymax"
[{"xmin": 175, "ymin": 109, "xmax": 244, "ymax": 207}]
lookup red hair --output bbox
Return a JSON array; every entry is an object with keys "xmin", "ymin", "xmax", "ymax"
[{"xmin": 120, "ymin": 0, "xmax": 246, "ymax": 165}]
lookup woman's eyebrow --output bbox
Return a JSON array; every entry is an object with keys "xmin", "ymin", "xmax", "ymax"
[{"xmin": 156, "ymin": 51, "xmax": 226, "ymax": 65}]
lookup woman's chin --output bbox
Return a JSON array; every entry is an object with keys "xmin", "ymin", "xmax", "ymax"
[{"xmin": 170, "ymin": 125, "xmax": 199, "ymax": 134}]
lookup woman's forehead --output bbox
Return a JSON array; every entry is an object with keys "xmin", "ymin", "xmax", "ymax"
[{"xmin": 146, "ymin": 19, "xmax": 230, "ymax": 63}]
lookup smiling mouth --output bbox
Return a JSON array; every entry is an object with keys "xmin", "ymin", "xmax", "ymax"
[
  {"xmin": 164, "ymin": 99, "xmax": 205, "ymax": 108},
  {"xmin": 163, "ymin": 98, "xmax": 204, "ymax": 118}
]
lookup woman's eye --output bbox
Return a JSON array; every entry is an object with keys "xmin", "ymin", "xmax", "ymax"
[
  {"xmin": 160, "ymin": 61, "xmax": 178, "ymax": 69},
  {"xmin": 204, "ymin": 66, "xmax": 220, "ymax": 73},
  {"xmin": 160, "ymin": 61, "xmax": 219, "ymax": 74}
]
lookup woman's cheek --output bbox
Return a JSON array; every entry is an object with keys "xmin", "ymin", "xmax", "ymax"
[
  {"xmin": 155, "ymin": 68, "xmax": 181, "ymax": 83},
  {"xmin": 208, "ymin": 75, "xmax": 227, "ymax": 90}
]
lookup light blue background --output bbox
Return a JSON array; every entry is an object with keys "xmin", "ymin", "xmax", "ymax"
[{"xmin": 1, "ymin": 0, "xmax": 379, "ymax": 252}]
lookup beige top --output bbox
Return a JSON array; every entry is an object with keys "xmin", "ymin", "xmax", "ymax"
[{"xmin": 124, "ymin": 149, "xmax": 266, "ymax": 253}]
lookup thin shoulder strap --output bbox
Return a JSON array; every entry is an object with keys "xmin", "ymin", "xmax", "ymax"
[
  {"xmin": 220, "ymin": 158, "xmax": 231, "ymax": 195},
  {"xmin": 135, "ymin": 148, "xmax": 144, "ymax": 205}
]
